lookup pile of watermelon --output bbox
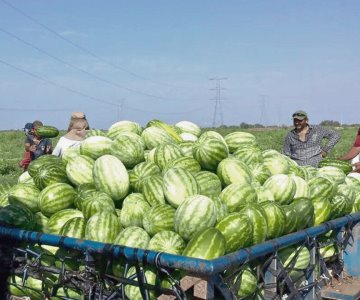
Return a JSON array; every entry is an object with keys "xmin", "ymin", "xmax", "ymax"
[{"xmin": 1, "ymin": 119, "xmax": 359, "ymax": 298}]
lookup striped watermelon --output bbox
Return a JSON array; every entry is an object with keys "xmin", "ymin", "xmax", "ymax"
[
  {"xmin": 215, "ymin": 212, "xmax": 252, "ymax": 253},
  {"xmin": 233, "ymin": 268, "xmax": 258, "ymax": 298},
  {"xmin": 290, "ymin": 174, "xmax": 310, "ymax": 199},
  {"xmin": 122, "ymin": 192, "xmax": 146, "ymax": 206},
  {"xmin": 163, "ymin": 167, "xmax": 199, "ymax": 207},
  {"xmin": 164, "ymin": 156, "xmax": 201, "ymax": 175},
  {"xmin": 193, "ymin": 137, "xmax": 229, "ymax": 171},
  {"xmin": 256, "ymin": 187, "xmax": 275, "ymax": 203},
  {"xmin": 239, "ymin": 203, "xmax": 268, "ymax": 246},
  {"xmin": 213, "ymin": 196, "xmax": 228, "ymax": 222},
  {"xmin": 308, "ymin": 176, "xmax": 336, "ymax": 202},
  {"xmin": 62, "ymin": 147, "xmax": 81, "ymax": 164},
  {"xmin": 141, "ymin": 126, "xmax": 177, "ymax": 150},
  {"xmin": 317, "ymin": 166, "xmax": 346, "ymax": 185},
  {"xmin": 32, "ymin": 163, "xmax": 69, "ymax": 190},
  {"xmin": 128, "ymin": 161, "xmax": 160, "ymax": 192},
  {"xmin": 45, "ymin": 209, "xmax": 83, "ymax": 235},
  {"xmin": 180, "ymin": 132, "xmax": 198, "ymax": 141},
  {"xmin": 107, "ymin": 120, "xmax": 142, "ymax": 139},
  {"xmin": 330, "ymin": 194, "xmax": 350, "ymax": 219},
  {"xmin": 0, "ymin": 204, "xmax": 34, "ymax": 230},
  {"xmin": 154, "ymin": 143, "xmax": 183, "ymax": 170},
  {"xmin": 233, "ymin": 144, "xmax": 263, "ymax": 166},
  {"xmin": 175, "ymin": 120, "xmax": 201, "ymax": 137},
  {"xmin": 319, "ymin": 158, "xmax": 353, "ymax": 175},
  {"xmin": 313, "ymin": 198, "xmax": 332, "ymax": 225},
  {"xmin": 86, "ymin": 128, "xmax": 106, "ymax": 137},
  {"xmin": 142, "ymin": 204, "xmax": 175, "ymax": 236},
  {"xmin": 278, "ymin": 246, "xmax": 310, "ymax": 281},
  {"xmin": 141, "ymin": 175, "xmax": 165, "ymax": 206},
  {"xmin": 175, "ymin": 195, "xmax": 217, "ymax": 241},
  {"xmin": 219, "ymin": 183, "xmax": 258, "ymax": 213},
  {"xmin": 262, "ymin": 151, "xmax": 290, "ymax": 175},
  {"xmin": 80, "ymin": 136, "xmax": 113, "ymax": 159},
  {"xmin": 28, "ymin": 154, "xmax": 63, "ymax": 177},
  {"xmin": 217, "ymin": 157, "xmax": 252, "ymax": 187},
  {"xmin": 194, "ymin": 171, "xmax": 222, "ymax": 199},
  {"xmin": 251, "ymin": 163, "xmax": 271, "ymax": 185},
  {"xmin": 282, "ymin": 205, "xmax": 298, "ymax": 234},
  {"xmin": 18, "ymin": 171, "xmax": 34, "ymax": 184},
  {"xmin": 114, "ymin": 226, "xmax": 150, "ymax": 248},
  {"xmin": 114, "ymin": 131, "xmax": 145, "ymax": 149},
  {"xmin": 8, "ymin": 183, "xmax": 40, "ymax": 212},
  {"xmin": 290, "ymin": 198, "xmax": 315, "ymax": 230},
  {"xmin": 85, "ymin": 211, "xmax": 122, "ymax": 243},
  {"xmin": 120, "ymin": 197, "xmax": 150, "ymax": 228},
  {"xmin": 39, "ymin": 183, "xmax": 76, "ymax": 217},
  {"xmin": 93, "ymin": 155, "xmax": 130, "ymax": 204},
  {"xmin": 182, "ymin": 227, "xmax": 226, "ymax": 259},
  {"xmin": 337, "ymin": 183, "xmax": 356, "ymax": 214},
  {"xmin": 82, "ymin": 191, "xmax": 116, "ymax": 220},
  {"xmin": 66, "ymin": 155, "xmax": 95, "ymax": 186},
  {"xmin": 261, "ymin": 201, "xmax": 286, "ymax": 239},
  {"xmin": 262, "ymin": 174, "xmax": 296, "ymax": 205},
  {"xmin": 33, "ymin": 211, "xmax": 49, "ymax": 232},
  {"xmin": 144, "ymin": 147, "xmax": 156, "ymax": 162},
  {"xmin": 147, "ymin": 119, "xmax": 182, "ymax": 141},
  {"xmin": 73, "ymin": 183, "xmax": 97, "ymax": 210},
  {"xmin": 8, "ymin": 276, "xmax": 46, "ymax": 300},
  {"xmin": 124, "ymin": 267, "xmax": 156, "ymax": 300},
  {"xmin": 148, "ymin": 230, "xmax": 186, "ymax": 255},
  {"xmin": 224, "ymin": 131, "xmax": 257, "ymax": 153},
  {"xmin": 59, "ymin": 217, "xmax": 86, "ymax": 239},
  {"xmin": 199, "ymin": 130, "xmax": 228, "ymax": 149},
  {"xmin": 111, "ymin": 135, "xmax": 145, "ymax": 169},
  {"xmin": 178, "ymin": 141, "xmax": 195, "ymax": 157}
]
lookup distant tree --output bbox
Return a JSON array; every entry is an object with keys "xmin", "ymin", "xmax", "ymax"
[{"xmin": 319, "ymin": 120, "xmax": 341, "ymax": 127}]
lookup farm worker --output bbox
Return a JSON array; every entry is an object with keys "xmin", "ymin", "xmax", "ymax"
[
  {"xmin": 283, "ymin": 110, "xmax": 340, "ymax": 167},
  {"xmin": 52, "ymin": 112, "xmax": 90, "ymax": 157},
  {"xmin": 25, "ymin": 120, "xmax": 53, "ymax": 161},
  {"xmin": 338, "ymin": 127, "xmax": 360, "ymax": 167},
  {"xmin": 19, "ymin": 122, "xmax": 36, "ymax": 171}
]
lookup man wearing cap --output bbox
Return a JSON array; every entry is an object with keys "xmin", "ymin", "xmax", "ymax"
[{"xmin": 283, "ymin": 110, "xmax": 340, "ymax": 167}]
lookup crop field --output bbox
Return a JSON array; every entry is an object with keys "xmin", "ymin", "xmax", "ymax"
[{"xmin": 0, "ymin": 126, "xmax": 358, "ymax": 186}]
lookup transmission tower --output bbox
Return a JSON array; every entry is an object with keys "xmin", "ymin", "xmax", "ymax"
[
  {"xmin": 209, "ymin": 77, "xmax": 227, "ymax": 127},
  {"xmin": 259, "ymin": 94, "xmax": 268, "ymax": 126}
]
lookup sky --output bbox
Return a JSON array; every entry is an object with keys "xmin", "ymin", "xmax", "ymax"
[{"xmin": 0, "ymin": 0, "xmax": 360, "ymax": 130}]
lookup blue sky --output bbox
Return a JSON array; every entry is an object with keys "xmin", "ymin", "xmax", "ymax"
[{"xmin": 0, "ymin": 0, "xmax": 359, "ymax": 130}]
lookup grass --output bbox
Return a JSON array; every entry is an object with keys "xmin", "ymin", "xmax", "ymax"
[{"xmin": 0, "ymin": 126, "xmax": 358, "ymax": 186}]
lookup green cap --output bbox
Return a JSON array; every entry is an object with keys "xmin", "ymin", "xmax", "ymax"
[{"xmin": 292, "ymin": 110, "xmax": 308, "ymax": 120}]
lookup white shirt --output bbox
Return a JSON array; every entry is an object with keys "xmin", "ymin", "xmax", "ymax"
[{"xmin": 52, "ymin": 136, "xmax": 82, "ymax": 157}]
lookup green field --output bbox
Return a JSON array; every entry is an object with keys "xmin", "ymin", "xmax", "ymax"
[{"xmin": 0, "ymin": 126, "xmax": 358, "ymax": 186}]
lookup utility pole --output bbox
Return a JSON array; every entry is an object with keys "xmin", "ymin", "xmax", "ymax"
[
  {"xmin": 116, "ymin": 99, "xmax": 125, "ymax": 121},
  {"xmin": 259, "ymin": 94, "xmax": 268, "ymax": 126},
  {"xmin": 209, "ymin": 77, "xmax": 227, "ymax": 127}
]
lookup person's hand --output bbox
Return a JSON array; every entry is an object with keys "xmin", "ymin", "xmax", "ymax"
[
  {"xmin": 352, "ymin": 162, "xmax": 360, "ymax": 173},
  {"xmin": 321, "ymin": 150, "xmax": 328, "ymax": 158},
  {"xmin": 29, "ymin": 145, "xmax": 36, "ymax": 152},
  {"xmin": 46, "ymin": 145, "xmax": 52, "ymax": 153}
]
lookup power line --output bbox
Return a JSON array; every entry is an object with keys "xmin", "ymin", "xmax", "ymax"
[
  {"xmin": 0, "ymin": 26, "xmax": 178, "ymax": 102},
  {"xmin": 209, "ymin": 77, "xmax": 227, "ymax": 127},
  {"xmin": 0, "ymin": 0, "xmax": 184, "ymax": 89}
]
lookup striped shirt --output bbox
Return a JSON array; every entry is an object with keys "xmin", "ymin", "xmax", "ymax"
[{"xmin": 283, "ymin": 125, "xmax": 340, "ymax": 167}]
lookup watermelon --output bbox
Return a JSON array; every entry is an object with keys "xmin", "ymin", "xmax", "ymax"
[
  {"xmin": 111, "ymin": 135, "xmax": 145, "ymax": 168},
  {"xmin": 313, "ymin": 198, "xmax": 332, "ymax": 225},
  {"xmin": 180, "ymin": 132, "xmax": 198, "ymax": 141},
  {"xmin": 217, "ymin": 157, "xmax": 252, "ymax": 187},
  {"xmin": 114, "ymin": 226, "xmax": 150, "ymax": 248},
  {"xmin": 319, "ymin": 158, "xmax": 353, "ymax": 175},
  {"xmin": 82, "ymin": 191, "xmax": 116, "ymax": 220},
  {"xmin": 18, "ymin": 171, "xmax": 34, "ymax": 184},
  {"xmin": 261, "ymin": 201, "xmax": 286, "ymax": 239},
  {"xmin": 45, "ymin": 209, "xmax": 83, "ymax": 235},
  {"xmin": 224, "ymin": 131, "xmax": 257, "ymax": 153},
  {"xmin": 233, "ymin": 144, "xmax": 263, "ymax": 166},
  {"xmin": 330, "ymin": 194, "xmax": 350, "ymax": 219},
  {"xmin": 73, "ymin": 183, "xmax": 97, "ymax": 210},
  {"xmin": 290, "ymin": 198, "xmax": 315, "ymax": 230},
  {"xmin": 148, "ymin": 230, "xmax": 186, "ymax": 255},
  {"xmin": 178, "ymin": 141, "xmax": 195, "ymax": 157},
  {"xmin": 213, "ymin": 196, "xmax": 228, "ymax": 222},
  {"xmin": 0, "ymin": 204, "xmax": 34, "ymax": 230},
  {"xmin": 86, "ymin": 128, "xmax": 106, "ymax": 137},
  {"xmin": 141, "ymin": 175, "xmax": 165, "ymax": 206},
  {"xmin": 215, "ymin": 212, "xmax": 252, "ymax": 253},
  {"xmin": 59, "ymin": 217, "xmax": 86, "ymax": 239},
  {"xmin": 32, "ymin": 163, "xmax": 69, "ymax": 190},
  {"xmin": 93, "ymin": 155, "xmax": 130, "ymax": 204},
  {"xmin": 262, "ymin": 174, "xmax": 296, "ymax": 205},
  {"xmin": 282, "ymin": 205, "xmax": 298, "ymax": 234},
  {"xmin": 193, "ymin": 137, "xmax": 229, "ymax": 171},
  {"xmin": 154, "ymin": 143, "xmax": 183, "ymax": 170},
  {"xmin": 36, "ymin": 125, "xmax": 59, "ymax": 138},
  {"xmin": 256, "ymin": 186, "xmax": 275, "ymax": 203},
  {"xmin": 194, "ymin": 171, "xmax": 222, "ymax": 199},
  {"xmin": 66, "ymin": 155, "xmax": 95, "ymax": 186},
  {"xmin": 128, "ymin": 161, "xmax": 161, "ymax": 192},
  {"xmin": 33, "ymin": 211, "xmax": 49, "ymax": 232},
  {"xmin": 163, "ymin": 167, "xmax": 199, "ymax": 208},
  {"xmin": 164, "ymin": 156, "xmax": 201, "ymax": 175},
  {"xmin": 219, "ymin": 183, "xmax": 258, "ymax": 213},
  {"xmin": 233, "ymin": 268, "xmax": 258, "ymax": 298},
  {"xmin": 251, "ymin": 163, "xmax": 272, "ymax": 185},
  {"xmin": 308, "ymin": 176, "xmax": 337, "ymax": 202},
  {"xmin": 182, "ymin": 227, "xmax": 226, "ymax": 259},
  {"xmin": 120, "ymin": 197, "xmax": 150, "ymax": 228},
  {"xmin": 147, "ymin": 119, "xmax": 182, "ymax": 142},
  {"xmin": 80, "ymin": 136, "xmax": 113, "ymax": 159},
  {"xmin": 124, "ymin": 266, "xmax": 156, "ymax": 300},
  {"xmin": 175, "ymin": 120, "xmax": 201, "ymax": 137},
  {"xmin": 262, "ymin": 151, "xmax": 290, "ymax": 175},
  {"xmin": 28, "ymin": 154, "xmax": 63, "ymax": 177},
  {"xmin": 39, "ymin": 183, "xmax": 76, "ymax": 217},
  {"xmin": 175, "ymin": 195, "xmax": 217, "ymax": 241},
  {"xmin": 8, "ymin": 183, "xmax": 40, "ymax": 212},
  {"xmin": 61, "ymin": 147, "xmax": 81, "ymax": 164},
  {"xmin": 85, "ymin": 211, "xmax": 122, "ymax": 243},
  {"xmin": 317, "ymin": 166, "xmax": 346, "ymax": 185},
  {"xmin": 278, "ymin": 246, "xmax": 310, "ymax": 281},
  {"xmin": 107, "ymin": 120, "xmax": 142, "ymax": 139},
  {"xmin": 141, "ymin": 126, "xmax": 177, "ymax": 149},
  {"xmin": 142, "ymin": 204, "xmax": 175, "ymax": 236},
  {"xmin": 290, "ymin": 174, "xmax": 310, "ymax": 199},
  {"xmin": 336, "ymin": 183, "xmax": 356, "ymax": 214}
]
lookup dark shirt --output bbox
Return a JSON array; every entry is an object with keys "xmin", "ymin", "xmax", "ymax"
[
  {"xmin": 283, "ymin": 125, "xmax": 340, "ymax": 167},
  {"xmin": 25, "ymin": 135, "xmax": 52, "ymax": 160}
]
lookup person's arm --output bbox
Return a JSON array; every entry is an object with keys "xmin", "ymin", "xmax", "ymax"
[
  {"xmin": 24, "ymin": 136, "xmax": 35, "ymax": 152},
  {"xmin": 338, "ymin": 146, "xmax": 360, "ymax": 161},
  {"xmin": 320, "ymin": 127, "xmax": 340, "ymax": 156},
  {"xmin": 283, "ymin": 133, "xmax": 292, "ymax": 157}
]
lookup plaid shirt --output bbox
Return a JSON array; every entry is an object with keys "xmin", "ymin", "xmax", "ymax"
[{"xmin": 283, "ymin": 125, "xmax": 340, "ymax": 167}]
